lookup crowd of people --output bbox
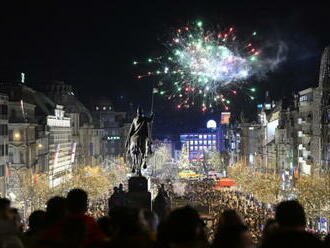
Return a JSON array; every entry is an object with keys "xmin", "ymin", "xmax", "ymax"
[
  {"xmin": 0, "ymin": 185, "xmax": 329, "ymax": 247},
  {"xmin": 169, "ymin": 180, "xmax": 273, "ymax": 242},
  {"xmin": 86, "ymin": 196, "xmax": 109, "ymax": 220}
]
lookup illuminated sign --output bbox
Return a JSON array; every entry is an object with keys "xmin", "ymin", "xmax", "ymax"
[
  {"xmin": 221, "ymin": 112, "xmax": 231, "ymax": 124},
  {"xmin": 265, "ymin": 104, "xmax": 272, "ymax": 110},
  {"xmin": 206, "ymin": 120, "xmax": 217, "ymax": 129}
]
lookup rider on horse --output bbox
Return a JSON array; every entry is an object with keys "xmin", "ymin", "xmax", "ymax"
[{"xmin": 125, "ymin": 107, "xmax": 154, "ymax": 174}]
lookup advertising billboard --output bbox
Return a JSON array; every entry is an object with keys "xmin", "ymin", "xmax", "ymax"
[{"xmin": 221, "ymin": 112, "xmax": 231, "ymax": 124}]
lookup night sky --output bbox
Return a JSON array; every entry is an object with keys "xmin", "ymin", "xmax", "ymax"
[{"xmin": 1, "ymin": 1, "xmax": 329, "ymax": 139}]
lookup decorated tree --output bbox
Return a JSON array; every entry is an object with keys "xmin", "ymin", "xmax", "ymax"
[
  {"xmin": 11, "ymin": 163, "xmax": 129, "ymax": 216},
  {"xmin": 295, "ymin": 175, "xmax": 330, "ymax": 218},
  {"xmin": 205, "ymin": 150, "xmax": 228, "ymax": 172},
  {"xmin": 178, "ymin": 145, "xmax": 190, "ymax": 170},
  {"xmin": 148, "ymin": 144, "xmax": 175, "ymax": 179},
  {"xmin": 228, "ymin": 163, "xmax": 281, "ymax": 203}
]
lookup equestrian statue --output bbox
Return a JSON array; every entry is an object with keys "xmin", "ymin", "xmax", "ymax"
[{"xmin": 125, "ymin": 107, "xmax": 154, "ymax": 176}]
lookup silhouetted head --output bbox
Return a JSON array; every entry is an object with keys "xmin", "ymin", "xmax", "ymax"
[
  {"xmin": 275, "ymin": 200, "xmax": 306, "ymax": 230},
  {"xmin": 213, "ymin": 209, "xmax": 250, "ymax": 248},
  {"xmin": 28, "ymin": 210, "xmax": 46, "ymax": 232},
  {"xmin": 213, "ymin": 224, "xmax": 252, "ymax": 248},
  {"xmin": 67, "ymin": 189, "xmax": 88, "ymax": 214},
  {"xmin": 0, "ymin": 198, "xmax": 11, "ymax": 220},
  {"xmin": 109, "ymin": 207, "xmax": 143, "ymax": 236},
  {"xmin": 119, "ymin": 184, "xmax": 123, "ymax": 191},
  {"xmin": 217, "ymin": 209, "xmax": 245, "ymax": 231},
  {"xmin": 45, "ymin": 196, "xmax": 67, "ymax": 227},
  {"xmin": 159, "ymin": 206, "xmax": 206, "ymax": 246},
  {"xmin": 137, "ymin": 107, "xmax": 143, "ymax": 117},
  {"xmin": 9, "ymin": 208, "xmax": 23, "ymax": 230}
]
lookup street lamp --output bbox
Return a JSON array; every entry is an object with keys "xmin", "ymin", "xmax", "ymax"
[{"xmin": 14, "ymin": 132, "xmax": 21, "ymax": 140}]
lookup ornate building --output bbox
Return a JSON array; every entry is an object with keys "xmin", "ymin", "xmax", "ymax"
[
  {"xmin": 240, "ymin": 46, "xmax": 330, "ymax": 177},
  {"xmin": 0, "ymin": 93, "xmax": 8, "ymax": 196},
  {"xmin": 41, "ymin": 80, "xmax": 104, "ymax": 167},
  {"xmin": 47, "ymin": 105, "xmax": 73, "ymax": 187},
  {"xmin": 90, "ymin": 97, "xmax": 130, "ymax": 157}
]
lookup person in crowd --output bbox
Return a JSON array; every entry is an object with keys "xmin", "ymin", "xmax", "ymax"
[
  {"xmin": 65, "ymin": 188, "xmax": 105, "ymax": 247},
  {"xmin": 212, "ymin": 210, "xmax": 253, "ymax": 248},
  {"xmin": 9, "ymin": 208, "xmax": 24, "ymax": 233},
  {"xmin": 97, "ymin": 216, "xmax": 112, "ymax": 240},
  {"xmin": 261, "ymin": 200, "xmax": 322, "ymax": 248},
  {"xmin": 323, "ymin": 234, "xmax": 330, "ymax": 247},
  {"xmin": 157, "ymin": 206, "xmax": 208, "ymax": 248},
  {"xmin": 44, "ymin": 196, "xmax": 67, "ymax": 228},
  {"xmin": 40, "ymin": 196, "xmax": 68, "ymax": 247},
  {"xmin": 106, "ymin": 207, "xmax": 154, "ymax": 248},
  {"xmin": 42, "ymin": 189, "xmax": 105, "ymax": 248},
  {"xmin": 23, "ymin": 210, "xmax": 46, "ymax": 248},
  {"xmin": 275, "ymin": 200, "xmax": 306, "ymax": 231},
  {"xmin": 0, "ymin": 198, "xmax": 24, "ymax": 248},
  {"xmin": 261, "ymin": 218, "xmax": 278, "ymax": 244},
  {"xmin": 61, "ymin": 216, "xmax": 87, "ymax": 248}
]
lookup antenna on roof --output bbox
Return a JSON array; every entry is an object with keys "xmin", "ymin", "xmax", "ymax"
[{"xmin": 20, "ymin": 72, "xmax": 25, "ymax": 83}]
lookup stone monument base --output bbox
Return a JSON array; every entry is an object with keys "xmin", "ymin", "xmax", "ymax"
[{"xmin": 126, "ymin": 176, "xmax": 151, "ymax": 210}]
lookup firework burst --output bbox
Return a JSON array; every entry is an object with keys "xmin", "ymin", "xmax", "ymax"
[{"xmin": 133, "ymin": 20, "xmax": 260, "ymax": 111}]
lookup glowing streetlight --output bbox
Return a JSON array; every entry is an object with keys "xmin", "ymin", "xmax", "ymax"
[{"xmin": 14, "ymin": 132, "xmax": 21, "ymax": 140}]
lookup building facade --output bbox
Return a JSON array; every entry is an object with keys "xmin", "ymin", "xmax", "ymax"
[
  {"xmin": 180, "ymin": 121, "xmax": 225, "ymax": 161},
  {"xmin": 90, "ymin": 97, "xmax": 128, "ymax": 157},
  {"xmin": 47, "ymin": 105, "xmax": 73, "ymax": 187},
  {"xmin": 239, "ymin": 46, "xmax": 330, "ymax": 177},
  {"xmin": 0, "ymin": 94, "xmax": 8, "ymax": 196}
]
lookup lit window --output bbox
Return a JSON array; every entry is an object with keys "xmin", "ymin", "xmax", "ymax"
[
  {"xmin": 190, "ymin": 141, "xmax": 194, "ymax": 144},
  {"xmin": 194, "ymin": 141, "xmax": 198, "ymax": 145},
  {"xmin": 199, "ymin": 135, "xmax": 203, "ymax": 139},
  {"xmin": 208, "ymin": 135, "xmax": 211, "ymax": 139},
  {"xmin": 203, "ymin": 135, "xmax": 207, "ymax": 139},
  {"xmin": 103, "ymin": 106, "xmax": 106, "ymax": 110},
  {"xmin": 199, "ymin": 140, "xmax": 202, "ymax": 144},
  {"xmin": 208, "ymin": 140, "xmax": 212, "ymax": 144},
  {"xmin": 203, "ymin": 141, "xmax": 207, "ymax": 145},
  {"xmin": 96, "ymin": 106, "xmax": 99, "ymax": 110},
  {"xmin": 299, "ymin": 95, "xmax": 307, "ymax": 102},
  {"xmin": 190, "ymin": 146, "xmax": 193, "ymax": 151},
  {"xmin": 213, "ymin": 140, "xmax": 216, "ymax": 144},
  {"xmin": 212, "ymin": 135, "xmax": 216, "ymax": 139}
]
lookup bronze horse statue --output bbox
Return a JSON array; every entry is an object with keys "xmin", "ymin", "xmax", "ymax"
[{"xmin": 126, "ymin": 107, "xmax": 153, "ymax": 176}]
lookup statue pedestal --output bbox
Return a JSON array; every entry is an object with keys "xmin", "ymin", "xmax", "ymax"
[
  {"xmin": 126, "ymin": 176, "xmax": 151, "ymax": 210},
  {"xmin": 128, "ymin": 176, "xmax": 148, "ymax": 192}
]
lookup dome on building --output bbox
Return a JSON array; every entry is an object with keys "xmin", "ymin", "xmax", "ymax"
[
  {"xmin": 0, "ymin": 82, "xmax": 56, "ymax": 123},
  {"xmin": 43, "ymin": 81, "xmax": 93, "ymax": 125}
]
